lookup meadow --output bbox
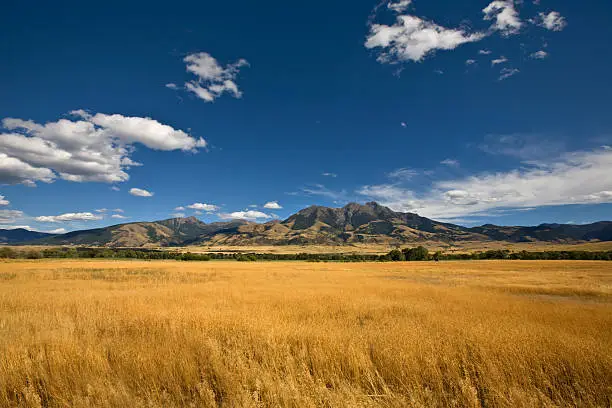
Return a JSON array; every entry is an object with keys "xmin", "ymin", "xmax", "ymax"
[{"xmin": 0, "ymin": 260, "xmax": 610, "ymax": 407}]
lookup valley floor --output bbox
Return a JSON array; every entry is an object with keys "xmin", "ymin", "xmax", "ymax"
[{"xmin": 0, "ymin": 260, "xmax": 611, "ymax": 407}]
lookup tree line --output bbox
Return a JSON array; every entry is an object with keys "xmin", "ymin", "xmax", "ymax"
[{"xmin": 1, "ymin": 246, "xmax": 611, "ymax": 261}]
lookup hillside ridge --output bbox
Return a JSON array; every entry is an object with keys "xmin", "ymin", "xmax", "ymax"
[{"xmin": 2, "ymin": 202, "xmax": 611, "ymax": 247}]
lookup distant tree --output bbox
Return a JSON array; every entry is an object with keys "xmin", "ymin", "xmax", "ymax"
[
  {"xmin": 402, "ymin": 246, "xmax": 429, "ymax": 261},
  {"xmin": 0, "ymin": 247, "xmax": 16, "ymax": 259},
  {"xmin": 388, "ymin": 249, "xmax": 405, "ymax": 261}
]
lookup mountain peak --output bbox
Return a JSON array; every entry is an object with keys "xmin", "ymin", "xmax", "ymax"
[{"xmin": 6, "ymin": 202, "xmax": 612, "ymax": 247}]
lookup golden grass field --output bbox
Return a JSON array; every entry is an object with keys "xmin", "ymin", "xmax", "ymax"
[{"xmin": 0, "ymin": 260, "xmax": 611, "ymax": 407}]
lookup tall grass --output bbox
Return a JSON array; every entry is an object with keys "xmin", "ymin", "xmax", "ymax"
[{"xmin": 0, "ymin": 260, "xmax": 610, "ymax": 407}]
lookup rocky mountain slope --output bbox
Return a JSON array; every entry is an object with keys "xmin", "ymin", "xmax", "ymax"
[{"xmin": 3, "ymin": 202, "xmax": 611, "ymax": 247}]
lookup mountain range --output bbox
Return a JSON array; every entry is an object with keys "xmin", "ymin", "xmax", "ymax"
[{"xmin": 2, "ymin": 202, "xmax": 612, "ymax": 247}]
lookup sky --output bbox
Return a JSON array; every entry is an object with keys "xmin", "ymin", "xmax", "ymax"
[{"xmin": 1, "ymin": 0, "xmax": 612, "ymax": 233}]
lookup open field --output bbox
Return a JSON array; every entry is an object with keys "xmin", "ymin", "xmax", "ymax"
[{"xmin": 1, "ymin": 260, "xmax": 611, "ymax": 407}]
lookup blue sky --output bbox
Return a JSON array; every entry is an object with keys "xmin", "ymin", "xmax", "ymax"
[{"xmin": 1, "ymin": 0, "xmax": 612, "ymax": 233}]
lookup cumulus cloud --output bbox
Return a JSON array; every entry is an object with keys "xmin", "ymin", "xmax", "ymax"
[
  {"xmin": 35, "ymin": 212, "xmax": 103, "ymax": 223},
  {"xmin": 483, "ymin": 0, "xmax": 522, "ymax": 35},
  {"xmin": 174, "ymin": 206, "xmax": 186, "ymax": 211},
  {"xmin": 0, "ymin": 112, "xmax": 205, "ymax": 186},
  {"xmin": 111, "ymin": 214, "xmax": 128, "ymax": 219},
  {"xmin": 0, "ymin": 209, "xmax": 24, "ymax": 224},
  {"xmin": 538, "ymin": 11, "xmax": 567, "ymax": 31},
  {"xmin": 47, "ymin": 228, "xmax": 67, "ymax": 234},
  {"xmin": 0, "ymin": 195, "xmax": 8, "ymax": 206},
  {"xmin": 530, "ymin": 50, "xmax": 548, "ymax": 59},
  {"xmin": 359, "ymin": 147, "xmax": 612, "ymax": 221},
  {"xmin": 0, "ymin": 153, "xmax": 55, "ymax": 186},
  {"xmin": 367, "ymin": 1, "xmax": 565, "ymax": 77},
  {"xmin": 491, "ymin": 56, "xmax": 508, "ymax": 66},
  {"xmin": 365, "ymin": 14, "xmax": 485, "ymax": 63},
  {"xmin": 499, "ymin": 67, "xmax": 520, "ymax": 81},
  {"xmin": 182, "ymin": 52, "xmax": 249, "ymax": 102},
  {"xmin": 219, "ymin": 210, "xmax": 272, "ymax": 221},
  {"xmin": 129, "ymin": 188, "xmax": 154, "ymax": 197},
  {"xmin": 387, "ymin": 0, "xmax": 412, "ymax": 12},
  {"xmin": 263, "ymin": 201, "xmax": 282, "ymax": 210},
  {"xmin": 187, "ymin": 203, "xmax": 219, "ymax": 212}
]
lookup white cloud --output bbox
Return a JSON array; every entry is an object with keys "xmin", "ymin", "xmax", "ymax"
[
  {"xmin": 466, "ymin": 59, "xmax": 477, "ymax": 66},
  {"xmin": 491, "ymin": 56, "xmax": 508, "ymax": 66},
  {"xmin": 322, "ymin": 172, "xmax": 338, "ymax": 177},
  {"xmin": 479, "ymin": 49, "xmax": 492, "ymax": 55},
  {"xmin": 359, "ymin": 147, "xmax": 612, "ymax": 221},
  {"xmin": 0, "ymin": 112, "xmax": 205, "ymax": 186},
  {"xmin": 80, "ymin": 112, "xmax": 206, "ymax": 151},
  {"xmin": 0, "ymin": 224, "xmax": 65, "ymax": 233},
  {"xmin": 95, "ymin": 208, "xmax": 107, "ymax": 213},
  {"xmin": 387, "ymin": 0, "xmax": 412, "ymax": 13},
  {"xmin": 172, "ymin": 212, "xmax": 186, "ymax": 218},
  {"xmin": 538, "ymin": 11, "xmax": 567, "ymax": 32},
  {"xmin": 35, "ymin": 212, "xmax": 103, "ymax": 223},
  {"xmin": 219, "ymin": 210, "xmax": 272, "ymax": 221},
  {"xmin": 111, "ymin": 214, "xmax": 128, "ymax": 219},
  {"xmin": 441, "ymin": 159, "xmax": 460, "ymax": 167},
  {"xmin": 400, "ymin": 122, "xmax": 407, "ymax": 128},
  {"xmin": 174, "ymin": 206, "xmax": 186, "ymax": 211},
  {"xmin": 0, "ymin": 209, "xmax": 24, "ymax": 224},
  {"xmin": 112, "ymin": 208, "xmax": 124, "ymax": 213},
  {"xmin": 499, "ymin": 67, "xmax": 520, "ymax": 80},
  {"xmin": 111, "ymin": 186, "xmax": 120, "ymax": 191},
  {"xmin": 301, "ymin": 184, "xmax": 348, "ymax": 201},
  {"xmin": 0, "ymin": 153, "xmax": 55, "ymax": 186},
  {"xmin": 263, "ymin": 201, "xmax": 282, "ymax": 210},
  {"xmin": 388, "ymin": 168, "xmax": 418, "ymax": 180},
  {"xmin": 1, "ymin": 225, "xmax": 33, "ymax": 230},
  {"xmin": 165, "ymin": 83, "xmax": 179, "ymax": 90},
  {"xmin": 182, "ymin": 52, "xmax": 249, "ymax": 102},
  {"xmin": 365, "ymin": 15, "xmax": 485, "ymax": 63},
  {"xmin": 483, "ymin": 1, "xmax": 522, "ymax": 36},
  {"xmin": 187, "ymin": 203, "xmax": 218, "ymax": 212},
  {"xmin": 129, "ymin": 188, "xmax": 153, "ymax": 197},
  {"xmin": 0, "ymin": 195, "xmax": 8, "ymax": 206},
  {"xmin": 530, "ymin": 50, "xmax": 548, "ymax": 59}
]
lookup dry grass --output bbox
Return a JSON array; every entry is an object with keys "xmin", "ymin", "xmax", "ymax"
[{"xmin": 0, "ymin": 260, "xmax": 611, "ymax": 407}]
